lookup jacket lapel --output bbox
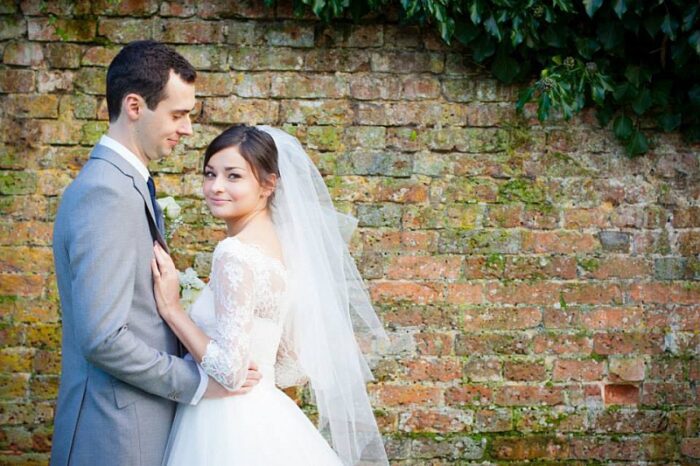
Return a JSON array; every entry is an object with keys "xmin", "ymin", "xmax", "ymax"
[{"xmin": 89, "ymin": 145, "xmax": 169, "ymax": 252}]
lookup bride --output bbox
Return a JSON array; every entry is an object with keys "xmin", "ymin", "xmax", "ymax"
[{"xmin": 150, "ymin": 125, "xmax": 389, "ymax": 465}]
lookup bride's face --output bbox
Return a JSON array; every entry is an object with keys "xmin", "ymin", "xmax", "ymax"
[{"xmin": 203, "ymin": 146, "xmax": 270, "ymax": 221}]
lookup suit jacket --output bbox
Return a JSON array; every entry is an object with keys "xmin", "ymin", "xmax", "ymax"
[{"xmin": 50, "ymin": 144, "xmax": 201, "ymax": 466}]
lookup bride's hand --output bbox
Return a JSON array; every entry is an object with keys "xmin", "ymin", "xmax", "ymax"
[{"xmin": 151, "ymin": 243, "xmax": 182, "ymax": 321}]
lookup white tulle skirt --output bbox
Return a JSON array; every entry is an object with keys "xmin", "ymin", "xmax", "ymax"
[{"xmin": 163, "ymin": 380, "xmax": 343, "ymax": 466}]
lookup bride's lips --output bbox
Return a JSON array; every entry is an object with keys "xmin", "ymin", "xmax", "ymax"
[{"xmin": 207, "ymin": 198, "xmax": 230, "ymax": 206}]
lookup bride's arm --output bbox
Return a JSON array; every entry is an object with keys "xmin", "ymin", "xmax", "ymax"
[
  {"xmin": 275, "ymin": 314, "xmax": 309, "ymax": 388},
  {"xmin": 152, "ymin": 243, "xmax": 255, "ymax": 392}
]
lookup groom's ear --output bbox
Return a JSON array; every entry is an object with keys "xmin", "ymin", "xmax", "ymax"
[{"xmin": 123, "ymin": 93, "xmax": 144, "ymax": 121}]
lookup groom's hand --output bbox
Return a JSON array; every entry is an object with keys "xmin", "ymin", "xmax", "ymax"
[{"xmin": 203, "ymin": 361, "xmax": 262, "ymax": 398}]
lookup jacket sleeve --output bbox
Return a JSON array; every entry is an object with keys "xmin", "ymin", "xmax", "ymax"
[{"xmin": 66, "ymin": 181, "xmax": 201, "ymax": 404}]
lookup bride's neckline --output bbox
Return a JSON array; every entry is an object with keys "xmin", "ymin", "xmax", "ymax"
[{"xmin": 221, "ymin": 236, "xmax": 287, "ymax": 272}]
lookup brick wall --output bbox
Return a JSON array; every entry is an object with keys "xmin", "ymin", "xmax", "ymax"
[{"xmin": 1, "ymin": 0, "xmax": 699, "ymax": 464}]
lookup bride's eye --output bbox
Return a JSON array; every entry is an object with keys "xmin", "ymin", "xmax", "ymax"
[
  {"xmin": 203, "ymin": 171, "xmax": 215, "ymax": 178},
  {"xmin": 228, "ymin": 173, "xmax": 241, "ymax": 180}
]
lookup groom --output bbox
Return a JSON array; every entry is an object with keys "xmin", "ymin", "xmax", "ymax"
[{"xmin": 51, "ymin": 41, "xmax": 259, "ymax": 466}]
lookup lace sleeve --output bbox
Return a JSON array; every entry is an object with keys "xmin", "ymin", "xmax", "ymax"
[
  {"xmin": 200, "ymin": 247, "xmax": 255, "ymax": 391},
  {"xmin": 275, "ymin": 315, "xmax": 308, "ymax": 388}
]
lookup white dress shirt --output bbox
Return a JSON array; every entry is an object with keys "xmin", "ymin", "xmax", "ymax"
[{"xmin": 98, "ymin": 135, "xmax": 209, "ymax": 405}]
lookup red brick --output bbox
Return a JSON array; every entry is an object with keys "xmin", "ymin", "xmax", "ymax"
[
  {"xmin": 642, "ymin": 382, "xmax": 696, "ymax": 406},
  {"xmin": 485, "ymin": 281, "xmax": 559, "ymax": 305},
  {"xmin": 360, "ymin": 229, "xmax": 438, "ymax": 253},
  {"xmin": 628, "ymin": 282, "xmax": 700, "ymax": 304},
  {"xmin": 608, "ymin": 357, "xmax": 645, "ymax": 382},
  {"xmin": 456, "ymin": 333, "xmax": 532, "ymax": 356},
  {"xmin": 446, "ymin": 283, "xmax": 483, "ymax": 305},
  {"xmin": 561, "ymin": 283, "xmax": 622, "ymax": 305},
  {"xmin": 445, "ymin": 384, "xmax": 492, "ymax": 406},
  {"xmin": 553, "ymin": 359, "xmax": 605, "ymax": 381},
  {"xmin": 592, "ymin": 409, "xmax": 669, "ymax": 433},
  {"xmin": 673, "ymin": 206, "xmax": 700, "ymax": 227},
  {"xmin": 604, "ymin": 384, "xmax": 639, "ymax": 405},
  {"xmin": 644, "ymin": 305, "xmax": 700, "ymax": 331},
  {"xmin": 521, "ymin": 231, "xmax": 599, "ymax": 254},
  {"xmin": 491, "ymin": 435, "xmax": 569, "ymax": 460},
  {"xmin": 0, "ymin": 274, "xmax": 46, "ymax": 297},
  {"xmin": 154, "ymin": 18, "xmax": 225, "ymax": 43},
  {"xmin": 463, "ymin": 307, "xmax": 541, "ymax": 331},
  {"xmin": 495, "ymin": 385, "xmax": 566, "ymax": 406},
  {"xmin": 580, "ymin": 306, "xmax": 644, "ymax": 330},
  {"xmin": 374, "ymin": 384, "xmax": 442, "ymax": 406},
  {"xmin": 593, "ymin": 332, "xmax": 664, "ymax": 355},
  {"xmin": 682, "ymin": 438, "xmax": 700, "ymax": 458},
  {"xmin": 475, "ymin": 408, "xmax": 512, "ymax": 432},
  {"xmin": 0, "ymin": 69, "xmax": 35, "ymax": 92},
  {"xmin": 463, "ymin": 356, "xmax": 501, "ymax": 381},
  {"xmin": 386, "ymin": 255, "xmax": 462, "ymax": 280},
  {"xmin": 405, "ymin": 358, "xmax": 461, "ymax": 382},
  {"xmin": 504, "ymin": 360, "xmax": 546, "ymax": 381},
  {"xmin": 679, "ymin": 231, "xmax": 700, "ymax": 255},
  {"xmin": 369, "ymin": 281, "xmax": 442, "ymax": 304},
  {"xmin": 533, "ymin": 333, "xmax": 592, "ymax": 355},
  {"xmin": 585, "ymin": 256, "xmax": 652, "ymax": 279},
  {"xmin": 414, "ymin": 332, "xmax": 454, "ymax": 356},
  {"xmin": 381, "ymin": 305, "xmax": 456, "ymax": 328},
  {"xmin": 398, "ymin": 408, "xmax": 466, "ymax": 433}
]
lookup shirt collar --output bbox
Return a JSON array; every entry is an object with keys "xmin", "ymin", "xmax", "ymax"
[{"xmin": 98, "ymin": 135, "xmax": 150, "ymax": 182}]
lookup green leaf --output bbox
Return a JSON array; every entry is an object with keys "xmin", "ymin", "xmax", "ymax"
[
  {"xmin": 631, "ymin": 88, "xmax": 652, "ymax": 115},
  {"xmin": 491, "ymin": 50, "xmax": 520, "ymax": 84},
  {"xmin": 470, "ymin": 0, "xmax": 484, "ymax": 24},
  {"xmin": 516, "ymin": 86, "xmax": 535, "ymax": 112},
  {"xmin": 597, "ymin": 20, "xmax": 624, "ymax": 51},
  {"xmin": 552, "ymin": 0, "xmax": 574, "ymax": 12},
  {"xmin": 643, "ymin": 14, "xmax": 664, "ymax": 38},
  {"xmin": 596, "ymin": 105, "xmax": 615, "ymax": 127},
  {"xmin": 612, "ymin": 0, "xmax": 627, "ymax": 18},
  {"xmin": 613, "ymin": 114, "xmax": 634, "ymax": 140},
  {"xmin": 682, "ymin": 5, "xmax": 698, "ymax": 32},
  {"xmin": 625, "ymin": 129, "xmax": 649, "ymax": 156},
  {"xmin": 689, "ymin": 85, "xmax": 700, "ymax": 106},
  {"xmin": 657, "ymin": 113, "xmax": 681, "ymax": 131},
  {"xmin": 575, "ymin": 37, "xmax": 601, "ymax": 59},
  {"xmin": 660, "ymin": 13, "xmax": 679, "ymax": 41},
  {"xmin": 543, "ymin": 25, "xmax": 567, "ymax": 47},
  {"xmin": 471, "ymin": 34, "xmax": 496, "ymax": 62},
  {"xmin": 483, "ymin": 14, "xmax": 502, "ymax": 41},
  {"xmin": 538, "ymin": 93, "xmax": 551, "ymax": 121},
  {"xmin": 690, "ymin": 30, "xmax": 700, "ymax": 56},
  {"xmin": 591, "ymin": 83, "xmax": 607, "ymax": 105},
  {"xmin": 613, "ymin": 82, "xmax": 630, "ymax": 101},
  {"xmin": 454, "ymin": 19, "xmax": 479, "ymax": 45},
  {"xmin": 583, "ymin": 0, "xmax": 603, "ymax": 17}
]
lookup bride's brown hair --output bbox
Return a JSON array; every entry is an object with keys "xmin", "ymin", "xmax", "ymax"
[{"xmin": 203, "ymin": 125, "xmax": 280, "ymax": 201}]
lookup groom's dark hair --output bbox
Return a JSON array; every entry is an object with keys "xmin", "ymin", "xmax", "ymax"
[{"xmin": 106, "ymin": 40, "xmax": 196, "ymax": 122}]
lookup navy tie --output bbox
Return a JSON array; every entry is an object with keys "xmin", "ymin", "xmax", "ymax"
[{"xmin": 147, "ymin": 177, "xmax": 165, "ymax": 235}]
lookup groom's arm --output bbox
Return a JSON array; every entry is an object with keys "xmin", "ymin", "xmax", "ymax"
[{"xmin": 67, "ymin": 181, "xmax": 202, "ymax": 404}]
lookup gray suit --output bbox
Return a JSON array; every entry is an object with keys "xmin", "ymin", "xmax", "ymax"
[{"xmin": 51, "ymin": 144, "xmax": 201, "ymax": 466}]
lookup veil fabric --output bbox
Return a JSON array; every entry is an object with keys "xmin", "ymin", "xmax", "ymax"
[{"xmin": 257, "ymin": 126, "xmax": 389, "ymax": 466}]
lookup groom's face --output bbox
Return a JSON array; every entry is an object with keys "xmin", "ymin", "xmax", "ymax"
[{"xmin": 136, "ymin": 71, "xmax": 195, "ymax": 162}]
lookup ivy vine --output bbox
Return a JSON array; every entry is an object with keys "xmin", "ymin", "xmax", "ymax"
[{"xmin": 273, "ymin": 0, "xmax": 700, "ymax": 156}]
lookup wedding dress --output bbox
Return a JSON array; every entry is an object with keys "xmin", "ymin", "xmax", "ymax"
[{"xmin": 163, "ymin": 236, "xmax": 343, "ymax": 466}]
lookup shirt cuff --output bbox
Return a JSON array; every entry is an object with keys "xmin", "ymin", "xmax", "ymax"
[{"xmin": 189, "ymin": 363, "xmax": 209, "ymax": 405}]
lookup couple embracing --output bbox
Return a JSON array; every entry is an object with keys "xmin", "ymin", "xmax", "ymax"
[{"xmin": 51, "ymin": 40, "xmax": 388, "ymax": 466}]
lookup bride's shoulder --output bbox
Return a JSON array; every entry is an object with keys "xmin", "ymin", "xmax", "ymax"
[{"xmin": 213, "ymin": 236, "xmax": 252, "ymax": 262}]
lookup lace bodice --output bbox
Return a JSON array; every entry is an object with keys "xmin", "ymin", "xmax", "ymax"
[{"xmin": 191, "ymin": 237, "xmax": 307, "ymax": 391}]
